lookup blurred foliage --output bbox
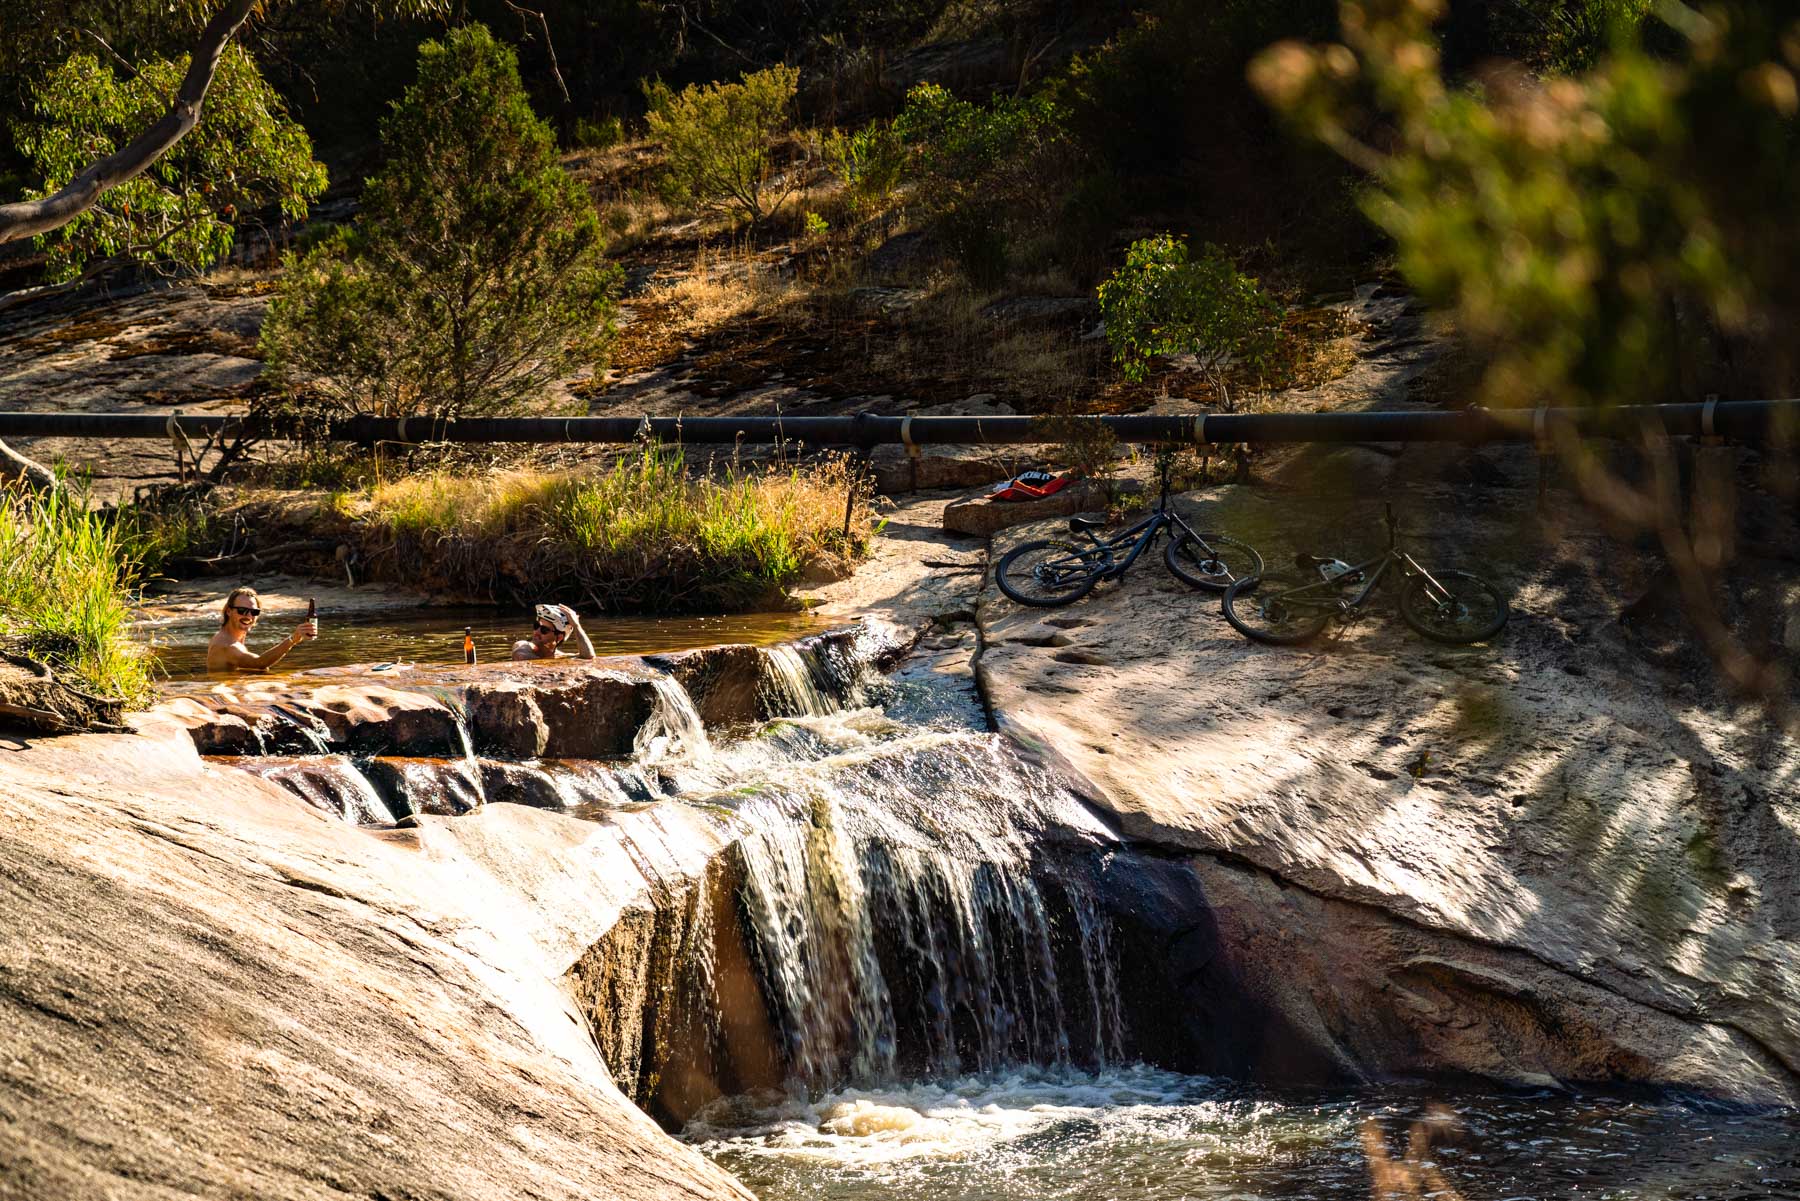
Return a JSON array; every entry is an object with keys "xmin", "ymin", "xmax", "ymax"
[
  {"xmin": 894, "ymin": 81, "xmax": 1071, "ymax": 286},
  {"xmin": 1098, "ymin": 235, "xmax": 1285, "ymax": 385},
  {"xmin": 1253, "ymin": 0, "xmax": 1800, "ymax": 406},
  {"xmin": 645, "ymin": 64, "xmax": 801, "ymax": 225},
  {"xmin": 13, "ymin": 46, "xmax": 326, "ymax": 283},
  {"xmin": 261, "ymin": 24, "xmax": 618, "ymax": 418}
]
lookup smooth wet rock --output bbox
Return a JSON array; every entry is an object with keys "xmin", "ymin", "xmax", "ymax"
[
  {"xmin": 466, "ymin": 680, "xmax": 551, "ymax": 757},
  {"xmin": 537, "ymin": 671, "xmax": 658, "ymax": 759},
  {"xmin": 645, "ymin": 645, "xmax": 767, "ymax": 727},
  {"xmin": 362, "ymin": 755, "xmax": 485, "ymax": 816},
  {"xmin": 480, "ymin": 759, "xmax": 572, "ymax": 809}
]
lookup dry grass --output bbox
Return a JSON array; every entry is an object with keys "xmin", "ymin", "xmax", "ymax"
[
  {"xmin": 349, "ymin": 445, "xmax": 873, "ymax": 611},
  {"xmin": 656, "ymin": 245, "xmax": 798, "ymax": 334}
]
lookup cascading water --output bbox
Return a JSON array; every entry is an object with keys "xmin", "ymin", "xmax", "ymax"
[
  {"xmin": 636, "ymin": 675, "xmax": 712, "ymax": 763},
  {"xmin": 234, "ymin": 754, "xmax": 396, "ymax": 825},
  {"xmin": 186, "ymin": 632, "xmax": 1800, "ymax": 1199},
  {"xmin": 757, "ymin": 643, "xmax": 838, "ymax": 717},
  {"xmin": 575, "ymin": 695, "xmax": 1136, "ymax": 1121}
]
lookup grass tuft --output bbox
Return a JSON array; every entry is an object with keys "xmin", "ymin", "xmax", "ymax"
[
  {"xmin": 0, "ymin": 485, "xmax": 151, "ymax": 703},
  {"xmin": 355, "ymin": 445, "xmax": 871, "ymax": 611}
]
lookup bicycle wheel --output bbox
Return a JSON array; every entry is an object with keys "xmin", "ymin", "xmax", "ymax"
[
  {"xmin": 995, "ymin": 539, "xmax": 1105, "ymax": 607},
  {"xmin": 1221, "ymin": 573, "xmax": 1332, "ymax": 645},
  {"xmin": 1165, "ymin": 532, "xmax": 1264, "ymax": 592},
  {"xmin": 1399, "ymin": 570, "xmax": 1509, "ymax": 643}
]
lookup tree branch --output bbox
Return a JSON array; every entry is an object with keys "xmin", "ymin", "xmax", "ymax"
[
  {"xmin": 0, "ymin": 0, "xmax": 260, "ymax": 246},
  {"xmin": 501, "ymin": 0, "xmax": 570, "ymax": 105}
]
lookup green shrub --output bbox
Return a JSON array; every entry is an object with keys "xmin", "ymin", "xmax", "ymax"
[
  {"xmin": 894, "ymin": 82, "xmax": 1070, "ymax": 287},
  {"xmin": 644, "ymin": 64, "xmax": 801, "ymax": 226},
  {"xmin": 0, "ymin": 486, "xmax": 148, "ymax": 703},
  {"xmin": 1252, "ymin": 3, "xmax": 1800, "ymax": 409},
  {"xmin": 822, "ymin": 119, "xmax": 906, "ymax": 219},
  {"xmin": 261, "ymin": 24, "xmax": 619, "ymax": 419},
  {"xmin": 1097, "ymin": 235, "xmax": 1284, "ymax": 385},
  {"xmin": 13, "ymin": 46, "xmax": 326, "ymax": 284},
  {"xmin": 569, "ymin": 113, "xmax": 625, "ymax": 149}
]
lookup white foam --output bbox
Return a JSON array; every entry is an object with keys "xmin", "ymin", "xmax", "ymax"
[{"xmin": 683, "ymin": 1065, "xmax": 1308, "ymax": 1171}]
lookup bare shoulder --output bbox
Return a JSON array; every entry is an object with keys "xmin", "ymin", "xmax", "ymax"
[
  {"xmin": 205, "ymin": 635, "xmax": 254, "ymax": 672},
  {"xmin": 510, "ymin": 640, "xmax": 537, "ymax": 660}
]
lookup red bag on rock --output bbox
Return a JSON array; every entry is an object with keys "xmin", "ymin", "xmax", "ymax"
[{"xmin": 988, "ymin": 471, "xmax": 1069, "ymax": 501}]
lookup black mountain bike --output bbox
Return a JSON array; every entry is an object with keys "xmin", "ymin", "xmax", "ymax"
[
  {"xmin": 994, "ymin": 459, "xmax": 1264, "ymax": 607},
  {"xmin": 1221, "ymin": 504, "xmax": 1509, "ymax": 645}
]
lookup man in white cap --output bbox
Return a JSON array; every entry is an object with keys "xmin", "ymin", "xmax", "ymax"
[{"xmin": 512, "ymin": 603, "xmax": 596, "ymax": 660}]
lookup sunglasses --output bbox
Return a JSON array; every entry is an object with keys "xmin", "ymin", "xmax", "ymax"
[
  {"xmin": 231, "ymin": 605, "xmax": 261, "ymax": 618},
  {"xmin": 533, "ymin": 623, "xmax": 559, "ymax": 636}
]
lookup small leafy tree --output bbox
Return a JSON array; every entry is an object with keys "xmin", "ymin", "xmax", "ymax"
[
  {"xmin": 644, "ymin": 64, "xmax": 801, "ymax": 226},
  {"xmin": 1097, "ymin": 235, "xmax": 1285, "ymax": 386},
  {"xmin": 894, "ymin": 82, "xmax": 1069, "ymax": 286},
  {"xmin": 11, "ymin": 46, "xmax": 325, "ymax": 285},
  {"xmin": 261, "ymin": 24, "xmax": 619, "ymax": 419}
]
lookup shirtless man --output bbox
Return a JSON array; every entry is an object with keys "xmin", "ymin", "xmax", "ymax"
[
  {"xmin": 512, "ymin": 603, "xmax": 596, "ymax": 660},
  {"xmin": 205, "ymin": 587, "xmax": 318, "ymax": 672}
]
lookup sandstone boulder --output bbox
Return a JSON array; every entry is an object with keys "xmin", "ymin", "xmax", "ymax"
[
  {"xmin": 943, "ymin": 478, "xmax": 1141, "ymax": 537},
  {"xmin": 0, "ymin": 719, "xmax": 752, "ymax": 1200}
]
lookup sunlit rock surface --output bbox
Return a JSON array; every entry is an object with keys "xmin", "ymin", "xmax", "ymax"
[
  {"xmin": 0, "ymin": 715, "xmax": 752, "ymax": 1200},
  {"xmin": 977, "ymin": 422, "xmax": 1800, "ymax": 1102}
]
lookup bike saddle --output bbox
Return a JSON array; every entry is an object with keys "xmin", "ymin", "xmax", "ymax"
[
  {"xmin": 1068, "ymin": 514, "xmax": 1107, "ymax": 532},
  {"xmin": 1294, "ymin": 552, "xmax": 1335, "ymax": 569}
]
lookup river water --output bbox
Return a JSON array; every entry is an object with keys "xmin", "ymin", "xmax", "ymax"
[
  {"xmin": 690, "ymin": 1067, "xmax": 1800, "ymax": 1200},
  {"xmin": 138, "ymin": 606, "xmax": 833, "ymax": 681}
]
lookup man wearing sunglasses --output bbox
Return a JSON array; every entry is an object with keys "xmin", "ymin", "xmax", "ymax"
[
  {"xmin": 205, "ymin": 587, "xmax": 319, "ymax": 672},
  {"xmin": 511, "ymin": 602, "xmax": 596, "ymax": 661}
]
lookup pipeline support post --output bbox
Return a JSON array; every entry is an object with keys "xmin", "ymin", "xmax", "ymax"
[{"xmin": 843, "ymin": 412, "xmax": 880, "ymax": 539}]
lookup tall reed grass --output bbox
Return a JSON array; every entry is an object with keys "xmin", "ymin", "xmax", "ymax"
[
  {"xmin": 0, "ymin": 485, "xmax": 150, "ymax": 703},
  {"xmin": 356, "ymin": 446, "xmax": 871, "ymax": 611}
]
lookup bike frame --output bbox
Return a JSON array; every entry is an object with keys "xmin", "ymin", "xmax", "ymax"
[
  {"xmin": 1072, "ymin": 504, "xmax": 1212, "ymax": 579},
  {"xmin": 1268, "ymin": 525, "xmax": 1456, "ymax": 614}
]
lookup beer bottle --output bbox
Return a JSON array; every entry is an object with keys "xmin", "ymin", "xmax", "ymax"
[{"xmin": 463, "ymin": 626, "xmax": 477, "ymax": 665}]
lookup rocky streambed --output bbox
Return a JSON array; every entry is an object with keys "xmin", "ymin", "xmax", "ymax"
[{"xmin": 3, "ymin": 557, "xmax": 1799, "ymax": 1199}]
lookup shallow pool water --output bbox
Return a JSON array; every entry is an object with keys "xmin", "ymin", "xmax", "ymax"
[
  {"xmin": 138, "ymin": 606, "xmax": 835, "ymax": 682},
  {"xmin": 690, "ymin": 1066, "xmax": 1800, "ymax": 1201}
]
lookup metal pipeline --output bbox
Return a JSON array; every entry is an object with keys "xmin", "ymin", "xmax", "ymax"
[{"xmin": 0, "ymin": 400, "xmax": 1790, "ymax": 445}]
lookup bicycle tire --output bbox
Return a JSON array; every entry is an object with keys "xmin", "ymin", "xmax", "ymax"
[
  {"xmin": 1165, "ymin": 532, "xmax": 1264, "ymax": 592},
  {"xmin": 995, "ymin": 539, "xmax": 1105, "ymax": 607},
  {"xmin": 1398, "ymin": 570, "xmax": 1509, "ymax": 643},
  {"xmin": 1221, "ymin": 573, "xmax": 1332, "ymax": 645}
]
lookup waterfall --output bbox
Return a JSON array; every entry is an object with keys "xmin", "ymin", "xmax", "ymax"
[
  {"xmin": 635, "ymin": 675, "xmax": 712, "ymax": 763},
  {"xmin": 582, "ymin": 722, "xmax": 1131, "ymax": 1115},
  {"xmin": 728, "ymin": 773, "xmax": 1121, "ymax": 1089},
  {"xmin": 759, "ymin": 644, "xmax": 838, "ymax": 717},
  {"xmin": 237, "ymin": 755, "xmax": 396, "ymax": 825}
]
